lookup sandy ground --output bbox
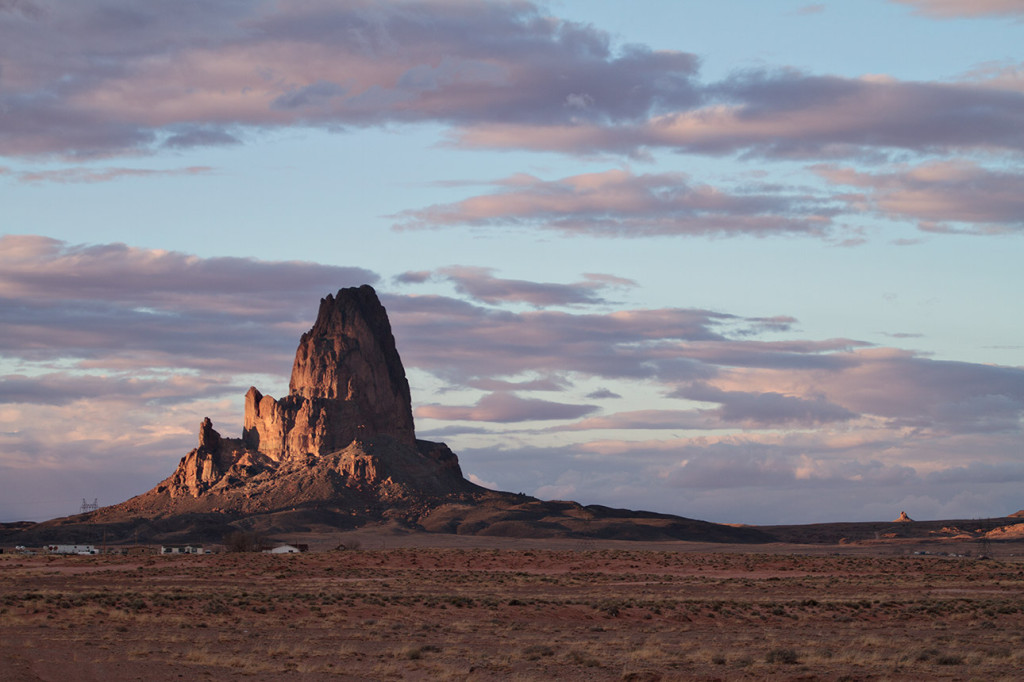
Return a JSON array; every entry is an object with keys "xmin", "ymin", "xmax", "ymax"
[{"xmin": 3, "ymin": 538, "xmax": 1024, "ymax": 680}]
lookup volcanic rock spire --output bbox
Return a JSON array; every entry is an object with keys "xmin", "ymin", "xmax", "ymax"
[{"xmin": 243, "ymin": 285, "xmax": 416, "ymax": 460}]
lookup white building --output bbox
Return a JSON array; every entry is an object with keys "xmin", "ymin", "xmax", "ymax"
[
  {"xmin": 265, "ymin": 544, "xmax": 301, "ymax": 554},
  {"xmin": 160, "ymin": 545, "xmax": 205, "ymax": 555},
  {"xmin": 47, "ymin": 544, "xmax": 97, "ymax": 555}
]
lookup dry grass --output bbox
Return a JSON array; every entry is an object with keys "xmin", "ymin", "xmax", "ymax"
[{"xmin": 2, "ymin": 546, "xmax": 1024, "ymax": 679}]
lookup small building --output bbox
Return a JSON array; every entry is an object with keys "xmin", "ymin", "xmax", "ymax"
[
  {"xmin": 160, "ymin": 545, "xmax": 205, "ymax": 555},
  {"xmin": 265, "ymin": 544, "xmax": 301, "ymax": 554},
  {"xmin": 47, "ymin": 544, "xmax": 97, "ymax": 555}
]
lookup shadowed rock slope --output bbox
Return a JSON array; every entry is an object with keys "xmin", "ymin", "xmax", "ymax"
[{"xmin": 6, "ymin": 286, "xmax": 770, "ymax": 545}]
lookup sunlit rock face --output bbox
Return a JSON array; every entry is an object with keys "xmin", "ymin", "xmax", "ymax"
[
  {"xmin": 243, "ymin": 284, "xmax": 416, "ymax": 461},
  {"xmin": 157, "ymin": 285, "xmax": 460, "ymax": 503}
]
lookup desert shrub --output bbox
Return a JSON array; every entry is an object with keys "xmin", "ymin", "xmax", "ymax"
[
  {"xmin": 765, "ymin": 648, "xmax": 799, "ymax": 664},
  {"xmin": 523, "ymin": 645, "xmax": 554, "ymax": 660},
  {"xmin": 710, "ymin": 654, "xmax": 726, "ymax": 665},
  {"xmin": 202, "ymin": 599, "xmax": 229, "ymax": 615},
  {"xmin": 935, "ymin": 654, "xmax": 963, "ymax": 665},
  {"xmin": 567, "ymin": 650, "xmax": 600, "ymax": 667},
  {"xmin": 400, "ymin": 645, "xmax": 440, "ymax": 660}
]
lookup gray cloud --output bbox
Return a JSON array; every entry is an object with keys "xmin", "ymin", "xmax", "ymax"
[
  {"xmin": 456, "ymin": 72, "xmax": 1024, "ymax": 160},
  {"xmin": 0, "ymin": 235, "xmax": 377, "ymax": 372},
  {"xmin": 586, "ymin": 388, "xmax": 622, "ymax": 400},
  {"xmin": 415, "ymin": 265, "xmax": 637, "ymax": 306},
  {"xmin": 417, "ymin": 392, "xmax": 598, "ymax": 423},
  {"xmin": 0, "ymin": 372, "xmax": 242, "ymax": 406},
  {"xmin": 12, "ymin": 165, "xmax": 213, "ymax": 184},
  {"xmin": 397, "ymin": 169, "xmax": 838, "ymax": 238},
  {"xmin": 676, "ymin": 383, "xmax": 859, "ymax": 427},
  {"xmin": 3, "ymin": 1, "xmax": 1021, "ymax": 167},
  {"xmin": 0, "ymin": 0, "xmax": 699, "ymax": 159},
  {"xmin": 817, "ymin": 161, "xmax": 1024, "ymax": 234}
]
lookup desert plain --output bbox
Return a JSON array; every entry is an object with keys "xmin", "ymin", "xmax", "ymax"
[{"xmin": 3, "ymin": 531, "xmax": 1024, "ymax": 681}]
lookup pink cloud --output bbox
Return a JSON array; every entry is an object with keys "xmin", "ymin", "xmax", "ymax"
[
  {"xmin": 417, "ymin": 392, "xmax": 598, "ymax": 423},
  {"xmin": 455, "ymin": 74, "xmax": 1024, "ymax": 159},
  {"xmin": 425, "ymin": 265, "xmax": 636, "ymax": 306},
  {"xmin": 3, "ymin": 1, "xmax": 1021, "ymax": 166},
  {"xmin": 816, "ymin": 161, "xmax": 1024, "ymax": 234},
  {"xmin": 0, "ymin": 235, "xmax": 376, "ymax": 371},
  {"xmin": 13, "ymin": 165, "xmax": 213, "ymax": 184},
  {"xmin": 397, "ymin": 168, "xmax": 836, "ymax": 238},
  {"xmin": 555, "ymin": 409, "xmax": 718, "ymax": 431},
  {"xmin": 0, "ymin": 1, "xmax": 699, "ymax": 158},
  {"xmin": 891, "ymin": 0, "xmax": 1024, "ymax": 18}
]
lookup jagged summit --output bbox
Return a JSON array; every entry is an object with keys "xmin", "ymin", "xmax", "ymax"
[
  {"xmin": 243, "ymin": 285, "xmax": 416, "ymax": 461},
  {"xmin": 108, "ymin": 285, "xmax": 473, "ymax": 515}
]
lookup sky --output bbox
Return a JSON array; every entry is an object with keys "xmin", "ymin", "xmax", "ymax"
[{"xmin": 1, "ymin": 0, "xmax": 1023, "ymax": 525}]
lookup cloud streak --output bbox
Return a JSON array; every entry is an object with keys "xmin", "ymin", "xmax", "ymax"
[
  {"xmin": 891, "ymin": 0, "xmax": 1024, "ymax": 18},
  {"xmin": 817, "ymin": 161, "xmax": 1024, "ymax": 234},
  {"xmin": 456, "ymin": 72, "xmax": 1024, "ymax": 159},
  {"xmin": 7, "ymin": 165, "xmax": 213, "ymax": 184},
  {"xmin": 397, "ymin": 169, "xmax": 837, "ymax": 238}
]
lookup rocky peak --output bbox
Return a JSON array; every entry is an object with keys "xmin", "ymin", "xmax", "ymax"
[
  {"xmin": 243, "ymin": 285, "xmax": 416, "ymax": 460},
  {"xmin": 198, "ymin": 417, "xmax": 221, "ymax": 451}
]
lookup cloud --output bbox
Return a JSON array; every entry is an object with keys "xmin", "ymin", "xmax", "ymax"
[
  {"xmin": 466, "ymin": 376, "xmax": 569, "ymax": 392},
  {"xmin": 0, "ymin": 0, "xmax": 43, "ymax": 19},
  {"xmin": 393, "ymin": 270, "xmax": 433, "ymax": 285},
  {"xmin": 0, "ymin": 372, "xmax": 242, "ymax": 406},
  {"xmin": 675, "ymin": 383, "xmax": 859, "ymax": 427},
  {"xmin": 416, "ymin": 392, "xmax": 598, "ymax": 423},
  {"xmin": 816, "ymin": 161, "xmax": 1024, "ymax": 234},
  {"xmin": 455, "ymin": 72, "xmax": 1024, "ymax": 159},
  {"xmin": 556, "ymin": 409, "xmax": 717, "ymax": 431},
  {"xmin": 0, "ymin": 0, "xmax": 699, "ymax": 158},
  {"xmin": 0, "ymin": 235, "xmax": 377, "ymax": 371},
  {"xmin": 586, "ymin": 388, "xmax": 622, "ymax": 400},
  {"xmin": 397, "ymin": 169, "xmax": 837, "ymax": 238},
  {"xmin": 10, "ymin": 165, "xmax": 213, "ymax": 184},
  {"xmin": 415, "ymin": 265, "xmax": 637, "ymax": 306},
  {"xmin": 891, "ymin": 0, "xmax": 1024, "ymax": 18},
  {"xmin": 385, "ymin": 293, "xmax": 739, "ymax": 383},
  {"xmin": 795, "ymin": 4, "xmax": 826, "ymax": 15},
  {"xmin": 4, "ymin": 1, "xmax": 1021, "ymax": 167},
  {"xmin": 705, "ymin": 347, "xmax": 1024, "ymax": 435}
]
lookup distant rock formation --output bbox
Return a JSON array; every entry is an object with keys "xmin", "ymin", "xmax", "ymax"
[
  {"xmin": 243, "ymin": 286, "xmax": 416, "ymax": 461},
  {"xmin": 123, "ymin": 285, "xmax": 473, "ymax": 510},
  {"xmin": 894, "ymin": 511, "xmax": 913, "ymax": 522},
  {"xmin": 20, "ymin": 285, "xmax": 773, "ymax": 545}
]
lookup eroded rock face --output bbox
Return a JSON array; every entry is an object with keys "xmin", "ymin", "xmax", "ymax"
[
  {"xmin": 166, "ymin": 419, "xmax": 255, "ymax": 498},
  {"xmin": 243, "ymin": 285, "xmax": 416, "ymax": 460},
  {"xmin": 158, "ymin": 285, "xmax": 465, "ymax": 504}
]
